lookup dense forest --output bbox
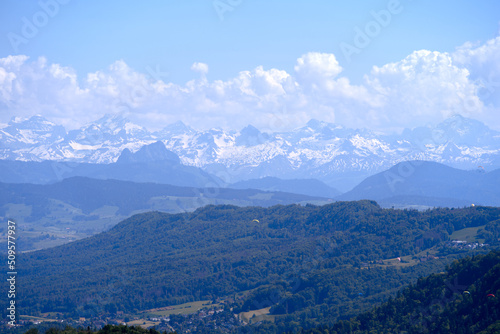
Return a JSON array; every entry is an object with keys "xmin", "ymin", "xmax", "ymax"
[
  {"xmin": 301, "ymin": 250, "xmax": 500, "ymax": 333},
  {"xmin": 20, "ymin": 251, "xmax": 500, "ymax": 333},
  {"xmin": 6, "ymin": 201, "xmax": 500, "ymax": 332}
]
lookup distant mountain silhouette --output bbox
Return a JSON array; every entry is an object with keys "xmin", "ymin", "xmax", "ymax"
[
  {"xmin": 231, "ymin": 176, "xmax": 341, "ymax": 198},
  {"xmin": 0, "ymin": 176, "xmax": 327, "ymax": 217},
  {"xmin": 235, "ymin": 125, "xmax": 270, "ymax": 146},
  {"xmin": 0, "ymin": 142, "xmax": 219, "ymax": 188},
  {"xmin": 116, "ymin": 141, "xmax": 180, "ymax": 164},
  {"xmin": 338, "ymin": 161, "xmax": 500, "ymax": 207}
]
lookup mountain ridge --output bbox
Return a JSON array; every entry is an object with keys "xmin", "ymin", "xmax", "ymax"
[
  {"xmin": 338, "ymin": 160, "xmax": 500, "ymax": 207},
  {"xmin": 2, "ymin": 114, "xmax": 500, "ymax": 190}
]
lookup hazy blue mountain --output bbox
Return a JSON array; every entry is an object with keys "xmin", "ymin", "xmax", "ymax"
[
  {"xmin": 338, "ymin": 160, "xmax": 500, "ymax": 207},
  {"xmin": 235, "ymin": 125, "xmax": 271, "ymax": 147},
  {"xmin": 0, "ymin": 142, "xmax": 220, "ymax": 188},
  {"xmin": 401, "ymin": 114, "xmax": 500, "ymax": 147},
  {"xmin": 152, "ymin": 120, "xmax": 195, "ymax": 138},
  {"xmin": 116, "ymin": 141, "xmax": 181, "ymax": 164},
  {"xmin": 231, "ymin": 176, "xmax": 341, "ymax": 198},
  {"xmin": 0, "ymin": 176, "xmax": 327, "ymax": 218},
  {"xmin": 0, "ymin": 176, "xmax": 329, "ymax": 251}
]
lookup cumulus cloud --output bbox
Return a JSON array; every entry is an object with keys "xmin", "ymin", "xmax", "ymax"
[
  {"xmin": 294, "ymin": 52, "xmax": 343, "ymax": 86},
  {"xmin": 363, "ymin": 50, "xmax": 481, "ymax": 129},
  {"xmin": 191, "ymin": 62, "xmax": 209, "ymax": 76},
  {"xmin": 0, "ymin": 35, "xmax": 499, "ymax": 132},
  {"xmin": 452, "ymin": 34, "xmax": 500, "ymax": 125}
]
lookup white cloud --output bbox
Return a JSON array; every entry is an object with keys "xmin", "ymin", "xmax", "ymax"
[
  {"xmin": 363, "ymin": 50, "xmax": 481, "ymax": 129},
  {"xmin": 452, "ymin": 35, "xmax": 500, "ymax": 126},
  {"xmin": 294, "ymin": 52, "xmax": 343, "ymax": 86},
  {"xmin": 1, "ymin": 34, "xmax": 499, "ymax": 132},
  {"xmin": 191, "ymin": 62, "xmax": 209, "ymax": 76}
]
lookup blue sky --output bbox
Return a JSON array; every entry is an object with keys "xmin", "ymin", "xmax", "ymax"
[{"xmin": 0, "ymin": 0, "xmax": 499, "ymax": 132}]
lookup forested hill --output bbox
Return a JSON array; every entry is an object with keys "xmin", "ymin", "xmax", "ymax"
[
  {"xmin": 304, "ymin": 250, "xmax": 500, "ymax": 334},
  {"xmin": 10, "ymin": 201, "xmax": 500, "ymax": 330}
]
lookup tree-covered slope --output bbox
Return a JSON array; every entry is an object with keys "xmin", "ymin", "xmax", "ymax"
[
  {"xmin": 303, "ymin": 251, "xmax": 500, "ymax": 333},
  {"xmin": 8, "ymin": 202, "xmax": 500, "ymax": 329}
]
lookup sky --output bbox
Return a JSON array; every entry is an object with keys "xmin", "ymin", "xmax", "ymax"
[{"xmin": 0, "ymin": 0, "xmax": 499, "ymax": 133}]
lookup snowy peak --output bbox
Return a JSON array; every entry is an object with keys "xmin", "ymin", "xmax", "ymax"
[
  {"xmin": 292, "ymin": 119, "xmax": 355, "ymax": 142},
  {"xmin": 435, "ymin": 114, "xmax": 500, "ymax": 146},
  {"xmin": 66, "ymin": 114, "xmax": 152, "ymax": 148},
  {"xmin": 305, "ymin": 119, "xmax": 328, "ymax": 130},
  {"xmin": 1, "ymin": 113, "xmax": 500, "ymax": 190},
  {"xmin": 92, "ymin": 113, "xmax": 149, "ymax": 137},
  {"xmin": 404, "ymin": 115, "xmax": 500, "ymax": 148},
  {"xmin": 0, "ymin": 115, "xmax": 66, "ymax": 147},
  {"xmin": 9, "ymin": 115, "xmax": 56, "ymax": 128},
  {"xmin": 154, "ymin": 121, "xmax": 195, "ymax": 137}
]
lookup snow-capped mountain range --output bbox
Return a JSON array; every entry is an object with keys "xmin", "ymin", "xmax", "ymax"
[{"xmin": 1, "ymin": 114, "xmax": 500, "ymax": 191}]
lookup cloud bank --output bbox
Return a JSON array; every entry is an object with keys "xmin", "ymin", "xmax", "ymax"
[{"xmin": 0, "ymin": 33, "xmax": 499, "ymax": 132}]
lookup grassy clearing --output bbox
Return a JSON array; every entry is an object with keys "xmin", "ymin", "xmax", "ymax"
[
  {"xmin": 239, "ymin": 307, "xmax": 274, "ymax": 324},
  {"xmin": 126, "ymin": 319, "xmax": 160, "ymax": 328},
  {"xmin": 370, "ymin": 247, "xmax": 442, "ymax": 269},
  {"xmin": 127, "ymin": 300, "xmax": 220, "ymax": 327},
  {"xmin": 20, "ymin": 315, "xmax": 59, "ymax": 322},
  {"xmin": 450, "ymin": 225, "xmax": 485, "ymax": 242},
  {"xmin": 141, "ymin": 300, "xmax": 218, "ymax": 317}
]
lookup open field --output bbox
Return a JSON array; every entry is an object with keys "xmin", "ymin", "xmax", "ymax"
[
  {"xmin": 126, "ymin": 319, "xmax": 161, "ymax": 328},
  {"xmin": 450, "ymin": 225, "xmax": 486, "ymax": 242},
  {"xmin": 239, "ymin": 307, "xmax": 274, "ymax": 324},
  {"xmin": 20, "ymin": 315, "xmax": 59, "ymax": 323},
  {"xmin": 141, "ymin": 300, "xmax": 218, "ymax": 317}
]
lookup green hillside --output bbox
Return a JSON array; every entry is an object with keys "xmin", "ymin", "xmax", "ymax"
[
  {"xmin": 302, "ymin": 250, "xmax": 500, "ymax": 333},
  {"xmin": 7, "ymin": 202, "xmax": 500, "ymax": 332},
  {"xmin": 0, "ymin": 177, "xmax": 328, "ymax": 251}
]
